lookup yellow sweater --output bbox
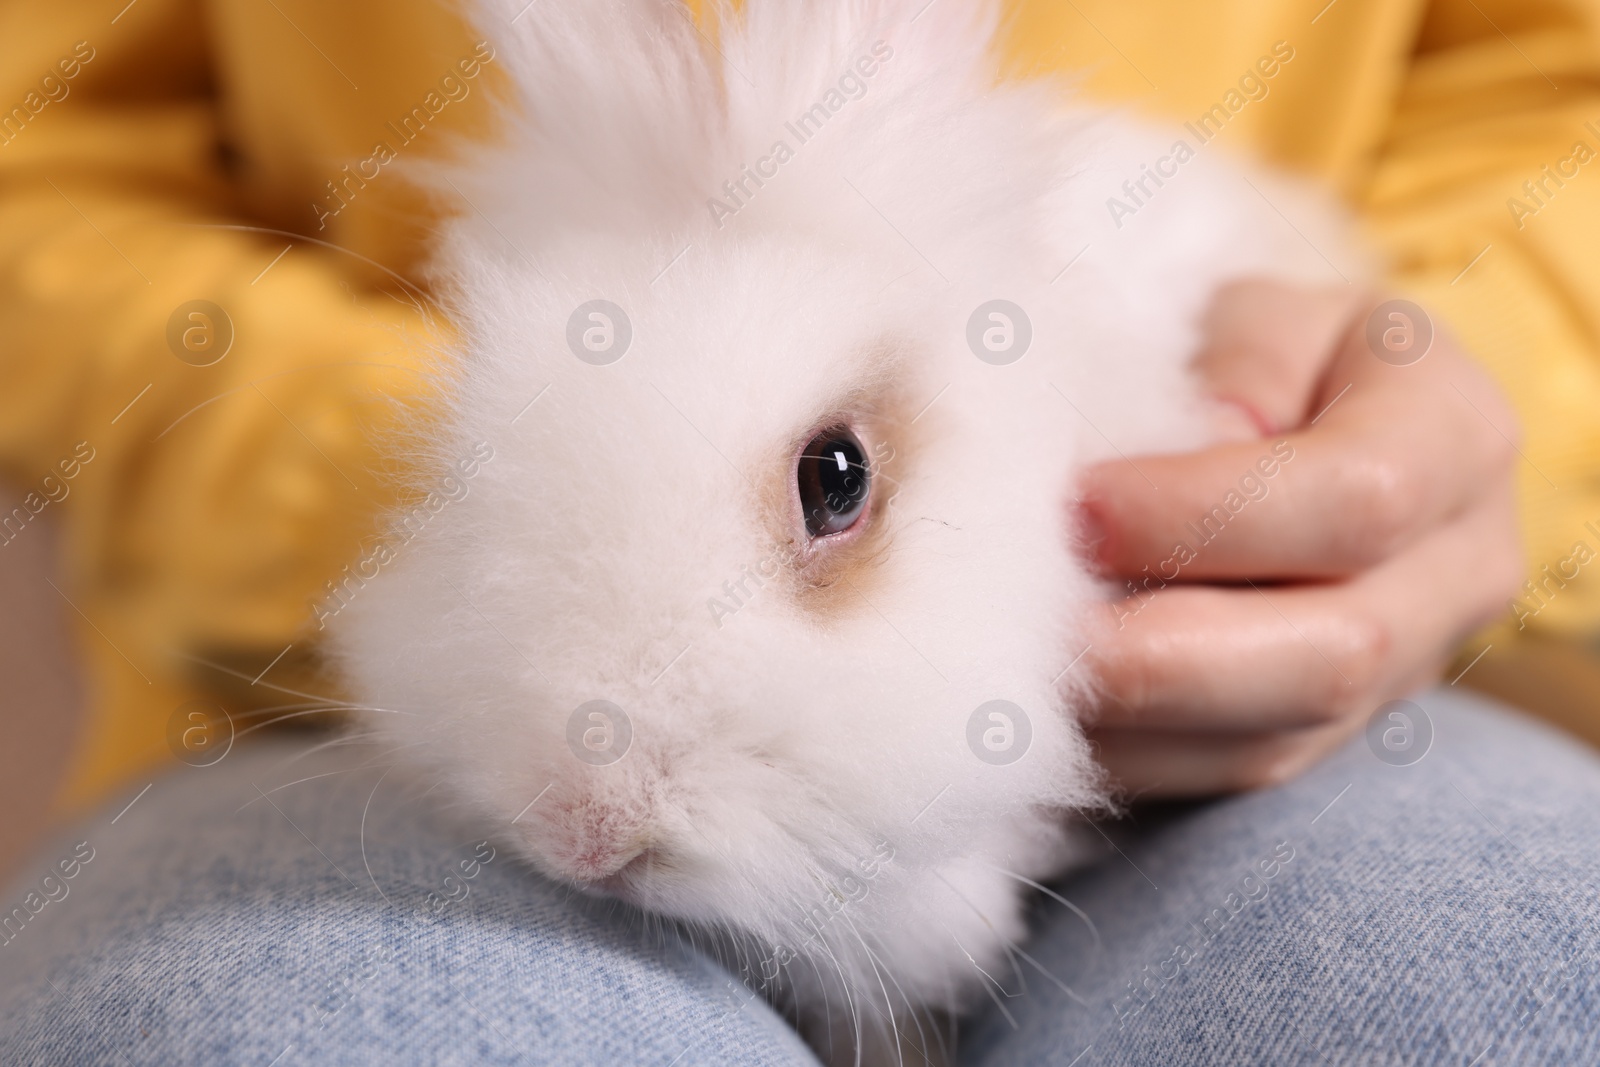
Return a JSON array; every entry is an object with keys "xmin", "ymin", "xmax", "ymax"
[{"xmin": 5, "ymin": 0, "xmax": 1600, "ymax": 808}]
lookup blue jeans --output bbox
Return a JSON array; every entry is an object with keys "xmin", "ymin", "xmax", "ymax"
[{"xmin": 3, "ymin": 687, "xmax": 1599, "ymax": 1065}]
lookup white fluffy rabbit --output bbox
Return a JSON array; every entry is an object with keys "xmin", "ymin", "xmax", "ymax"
[{"xmin": 332, "ymin": 0, "xmax": 1360, "ymax": 1062}]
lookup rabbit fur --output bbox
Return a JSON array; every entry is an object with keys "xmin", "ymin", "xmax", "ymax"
[{"xmin": 331, "ymin": 0, "xmax": 1361, "ymax": 1061}]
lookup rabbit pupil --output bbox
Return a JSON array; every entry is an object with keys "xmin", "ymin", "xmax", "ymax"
[{"xmin": 798, "ymin": 428, "xmax": 870, "ymax": 538}]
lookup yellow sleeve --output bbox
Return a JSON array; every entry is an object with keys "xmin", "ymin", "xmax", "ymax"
[
  {"xmin": 1363, "ymin": 0, "xmax": 1600, "ymax": 640},
  {"xmin": 0, "ymin": 0, "xmax": 439, "ymax": 808}
]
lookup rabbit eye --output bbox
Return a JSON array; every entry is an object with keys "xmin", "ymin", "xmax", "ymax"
[{"xmin": 797, "ymin": 427, "xmax": 871, "ymax": 538}]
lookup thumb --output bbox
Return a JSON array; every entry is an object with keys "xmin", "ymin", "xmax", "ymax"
[{"xmin": 1193, "ymin": 278, "xmax": 1363, "ymax": 433}]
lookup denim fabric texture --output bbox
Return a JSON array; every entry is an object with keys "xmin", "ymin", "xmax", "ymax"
[
  {"xmin": 2, "ymin": 686, "xmax": 1598, "ymax": 1066},
  {"xmin": 960, "ymin": 687, "xmax": 1600, "ymax": 1066}
]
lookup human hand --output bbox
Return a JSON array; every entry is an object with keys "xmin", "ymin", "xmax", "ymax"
[{"xmin": 1075, "ymin": 279, "xmax": 1523, "ymax": 798}]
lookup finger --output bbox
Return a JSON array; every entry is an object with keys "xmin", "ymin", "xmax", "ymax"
[
  {"xmin": 1193, "ymin": 278, "xmax": 1364, "ymax": 433},
  {"xmin": 1082, "ymin": 483, "xmax": 1520, "ymax": 733},
  {"xmin": 1078, "ymin": 326, "xmax": 1516, "ymax": 581},
  {"xmin": 1088, "ymin": 714, "xmax": 1364, "ymax": 798}
]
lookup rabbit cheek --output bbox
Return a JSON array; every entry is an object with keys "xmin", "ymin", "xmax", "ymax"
[{"xmin": 791, "ymin": 500, "xmax": 893, "ymax": 618}]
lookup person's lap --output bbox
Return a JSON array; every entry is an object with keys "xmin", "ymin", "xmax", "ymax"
[
  {"xmin": 0, "ymin": 732, "xmax": 817, "ymax": 1067},
  {"xmin": 3, "ymin": 687, "xmax": 1598, "ymax": 1066},
  {"xmin": 961, "ymin": 686, "xmax": 1600, "ymax": 1065}
]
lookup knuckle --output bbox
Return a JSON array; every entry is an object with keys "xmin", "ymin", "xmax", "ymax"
[
  {"xmin": 1235, "ymin": 714, "xmax": 1365, "ymax": 793},
  {"xmin": 1226, "ymin": 768, "xmax": 1273, "ymax": 794},
  {"xmin": 1237, "ymin": 757, "xmax": 1296, "ymax": 792},
  {"xmin": 1327, "ymin": 612, "xmax": 1392, "ymax": 705},
  {"xmin": 1082, "ymin": 621, "xmax": 1151, "ymax": 723},
  {"xmin": 1472, "ymin": 541, "xmax": 1527, "ymax": 629},
  {"xmin": 1230, "ymin": 741, "xmax": 1314, "ymax": 792},
  {"xmin": 1463, "ymin": 408, "xmax": 1519, "ymax": 478},
  {"xmin": 1102, "ymin": 646, "xmax": 1154, "ymax": 721},
  {"xmin": 1483, "ymin": 419, "xmax": 1519, "ymax": 472},
  {"xmin": 1447, "ymin": 363, "xmax": 1522, "ymax": 467},
  {"xmin": 1458, "ymin": 509, "xmax": 1525, "ymax": 628},
  {"xmin": 1491, "ymin": 543, "xmax": 1526, "ymax": 603},
  {"xmin": 1351, "ymin": 460, "xmax": 1417, "ymax": 561},
  {"xmin": 1301, "ymin": 697, "xmax": 1352, "ymax": 730},
  {"xmin": 1265, "ymin": 757, "xmax": 1317, "ymax": 790}
]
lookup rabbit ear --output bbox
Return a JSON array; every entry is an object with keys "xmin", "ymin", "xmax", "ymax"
[
  {"xmin": 704, "ymin": 0, "xmax": 1053, "ymax": 273},
  {"xmin": 441, "ymin": 0, "xmax": 1010, "ymax": 249},
  {"xmin": 444, "ymin": 0, "xmax": 726, "ymax": 241},
  {"xmin": 722, "ymin": 0, "xmax": 1003, "ymax": 103}
]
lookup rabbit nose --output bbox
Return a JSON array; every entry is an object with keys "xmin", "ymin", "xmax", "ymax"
[
  {"xmin": 561, "ymin": 842, "xmax": 660, "ymax": 899},
  {"xmin": 586, "ymin": 847, "xmax": 661, "ymax": 896},
  {"xmin": 535, "ymin": 783, "xmax": 660, "ymax": 888},
  {"xmin": 569, "ymin": 839, "xmax": 649, "ymax": 881},
  {"xmin": 547, "ymin": 811, "xmax": 657, "ymax": 884}
]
